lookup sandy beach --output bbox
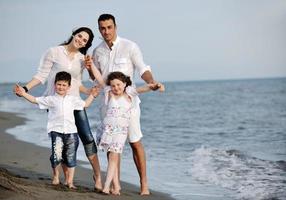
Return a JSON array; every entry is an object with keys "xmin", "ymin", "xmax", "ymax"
[{"xmin": 0, "ymin": 111, "xmax": 174, "ymax": 200}]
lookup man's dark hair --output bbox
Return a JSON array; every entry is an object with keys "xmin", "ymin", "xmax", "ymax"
[
  {"xmin": 54, "ymin": 71, "xmax": 71, "ymax": 86},
  {"xmin": 98, "ymin": 14, "xmax": 116, "ymax": 26}
]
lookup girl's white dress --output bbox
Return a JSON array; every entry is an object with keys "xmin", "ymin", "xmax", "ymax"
[{"xmin": 97, "ymin": 86, "xmax": 139, "ymax": 153}]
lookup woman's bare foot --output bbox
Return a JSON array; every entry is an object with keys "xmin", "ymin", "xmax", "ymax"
[{"xmin": 93, "ymin": 175, "xmax": 103, "ymax": 192}]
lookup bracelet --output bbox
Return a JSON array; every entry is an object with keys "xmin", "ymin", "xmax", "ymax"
[{"xmin": 23, "ymin": 86, "xmax": 28, "ymax": 93}]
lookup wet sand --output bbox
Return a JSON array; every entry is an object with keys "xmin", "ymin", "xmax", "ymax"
[{"xmin": 0, "ymin": 111, "xmax": 174, "ymax": 200}]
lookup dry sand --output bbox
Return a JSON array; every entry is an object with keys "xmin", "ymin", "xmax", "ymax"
[{"xmin": 0, "ymin": 111, "xmax": 174, "ymax": 200}]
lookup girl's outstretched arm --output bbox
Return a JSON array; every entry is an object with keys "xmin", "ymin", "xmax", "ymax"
[{"xmin": 136, "ymin": 83, "xmax": 165, "ymax": 94}]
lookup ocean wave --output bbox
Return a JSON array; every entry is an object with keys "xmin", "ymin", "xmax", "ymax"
[{"xmin": 189, "ymin": 146, "xmax": 286, "ymax": 200}]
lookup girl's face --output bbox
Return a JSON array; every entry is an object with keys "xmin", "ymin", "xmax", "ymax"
[
  {"xmin": 110, "ymin": 78, "xmax": 126, "ymax": 96},
  {"xmin": 55, "ymin": 80, "xmax": 70, "ymax": 96},
  {"xmin": 71, "ymin": 31, "xmax": 89, "ymax": 49}
]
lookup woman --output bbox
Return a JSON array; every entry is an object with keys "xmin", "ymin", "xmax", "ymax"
[{"xmin": 14, "ymin": 27, "xmax": 104, "ymax": 190}]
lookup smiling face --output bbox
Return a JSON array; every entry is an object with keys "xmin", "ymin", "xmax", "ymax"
[
  {"xmin": 109, "ymin": 78, "xmax": 126, "ymax": 96},
  {"xmin": 71, "ymin": 31, "xmax": 89, "ymax": 49},
  {"xmin": 98, "ymin": 19, "xmax": 117, "ymax": 44},
  {"xmin": 55, "ymin": 80, "xmax": 70, "ymax": 96}
]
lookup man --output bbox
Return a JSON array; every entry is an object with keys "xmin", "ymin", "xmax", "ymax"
[{"xmin": 88, "ymin": 14, "xmax": 164, "ymax": 195}]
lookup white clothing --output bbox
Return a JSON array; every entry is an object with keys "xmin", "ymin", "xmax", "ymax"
[
  {"xmin": 93, "ymin": 36, "xmax": 150, "ymax": 142},
  {"xmin": 33, "ymin": 46, "xmax": 85, "ymax": 97},
  {"xmin": 92, "ymin": 36, "xmax": 151, "ymax": 83},
  {"xmin": 36, "ymin": 94, "xmax": 85, "ymax": 134},
  {"xmin": 97, "ymin": 86, "xmax": 138, "ymax": 153}
]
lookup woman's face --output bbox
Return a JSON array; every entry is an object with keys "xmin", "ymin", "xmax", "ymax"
[
  {"xmin": 71, "ymin": 31, "xmax": 89, "ymax": 49},
  {"xmin": 110, "ymin": 78, "xmax": 126, "ymax": 96}
]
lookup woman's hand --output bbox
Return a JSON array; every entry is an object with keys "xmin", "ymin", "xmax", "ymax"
[{"xmin": 14, "ymin": 84, "xmax": 25, "ymax": 97}]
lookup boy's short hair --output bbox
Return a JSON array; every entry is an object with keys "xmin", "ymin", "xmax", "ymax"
[{"xmin": 54, "ymin": 71, "xmax": 71, "ymax": 85}]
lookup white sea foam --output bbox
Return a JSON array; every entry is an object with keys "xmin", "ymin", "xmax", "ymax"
[{"xmin": 189, "ymin": 146, "xmax": 286, "ymax": 199}]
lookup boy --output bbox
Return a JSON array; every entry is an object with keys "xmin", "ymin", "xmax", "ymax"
[{"xmin": 15, "ymin": 71, "xmax": 100, "ymax": 189}]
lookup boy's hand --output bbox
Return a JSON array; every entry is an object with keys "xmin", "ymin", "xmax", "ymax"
[
  {"xmin": 14, "ymin": 84, "xmax": 25, "ymax": 97},
  {"xmin": 84, "ymin": 55, "xmax": 93, "ymax": 71}
]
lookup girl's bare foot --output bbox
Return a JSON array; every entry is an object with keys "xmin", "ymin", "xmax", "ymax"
[
  {"xmin": 111, "ymin": 189, "xmax": 120, "ymax": 195},
  {"xmin": 102, "ymin": 188, "xmax": 110, "ymax": 195},
  {"xmin": 67, "ymin": 184, "xmax": 77, "ymax": 190},
  {"xmin": 110, "ymin": 185, "xmax": 121, "ymax": 195}
]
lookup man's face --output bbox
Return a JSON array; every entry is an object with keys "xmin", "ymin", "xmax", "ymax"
[{"xmin": 98, "ymin": 19, "xmax": 116, "ymax": 43}]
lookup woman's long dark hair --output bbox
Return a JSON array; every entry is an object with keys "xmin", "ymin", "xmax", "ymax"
[{"xmin": 61, "ymin": 27, "xmax": 94, "ymax": 55}]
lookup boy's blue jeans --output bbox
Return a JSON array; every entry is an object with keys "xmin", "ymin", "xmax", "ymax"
[
  {"xmin": 74, "ymin": 109, "xmax": 97, "ymax": 156},
  {"xmin": 50, "ymin": 131, "xmax": 79, "ymax": 168}
]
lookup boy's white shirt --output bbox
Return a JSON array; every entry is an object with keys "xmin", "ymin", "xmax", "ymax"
[{"xmin": 36, "ymin": 93, "xmax": 85, "ymax": 134}]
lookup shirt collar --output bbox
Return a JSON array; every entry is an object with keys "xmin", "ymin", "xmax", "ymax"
[
  {"xmin": 61, "ymin": 45, "xmax": 80, "ymax": 57},
  {"xmin": 103, "ymin": 36, "xmax": 120, "ymax": 50}
]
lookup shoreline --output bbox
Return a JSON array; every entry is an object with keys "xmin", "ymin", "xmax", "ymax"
[{"xmin": 0, "ymin": 111, "xmax": 175, "ymax": 200}]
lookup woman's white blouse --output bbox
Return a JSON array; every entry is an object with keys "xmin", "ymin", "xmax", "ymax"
[{"xmin": 33, "ymin": 46, "xmax": 85, "ymax": 97}]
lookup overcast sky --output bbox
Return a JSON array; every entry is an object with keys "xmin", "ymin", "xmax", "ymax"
[{"xmin": 1, "ymin": 0, "xmax": 286, "ymax": 83}]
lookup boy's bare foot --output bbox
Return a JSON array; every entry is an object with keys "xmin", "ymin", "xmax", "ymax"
[{"xmin": 52, "ymin": 177, "xmax": 60, "ymax": 185}]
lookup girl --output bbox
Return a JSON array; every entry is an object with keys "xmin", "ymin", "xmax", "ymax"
[{"xmin": 96, "ymin": 71, "xmax": 163, "ymax": 195}]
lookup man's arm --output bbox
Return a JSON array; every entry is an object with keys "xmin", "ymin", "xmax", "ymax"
[{"xmin": 141, "ymin": 70, "xmax": 156, "ymax": 84}]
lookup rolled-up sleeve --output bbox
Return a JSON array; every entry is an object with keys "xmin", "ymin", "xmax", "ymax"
[
  {"xmin": 130, "ymin": 43, "xmax": 151, "ymax": 76},
  {"xmin": 33, "ymin": 48, "xmax": 54, "ymax": 84},
  {"xmin": 36, "ymin": 96, "xmax": 51, "ymax": 109}
]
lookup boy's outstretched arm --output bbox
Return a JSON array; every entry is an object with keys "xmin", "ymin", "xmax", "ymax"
[{"xmin": 15, "ymin": 84, "xmax": 37, "ymax": 104}]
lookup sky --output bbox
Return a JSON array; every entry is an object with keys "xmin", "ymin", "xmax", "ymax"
[{"xmin": 1, "ymin": 0, "xmax": 286, "ymax": 83}]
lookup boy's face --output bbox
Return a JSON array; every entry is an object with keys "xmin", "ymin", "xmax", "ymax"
[{"xmin": 55, "ymin": 80, "xmax": 70, "ymax": 96}]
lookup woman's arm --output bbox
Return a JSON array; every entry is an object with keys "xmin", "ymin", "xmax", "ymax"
[{"xmin": 15, "ymin": 84, "xmax": 37, "ymax": 104}]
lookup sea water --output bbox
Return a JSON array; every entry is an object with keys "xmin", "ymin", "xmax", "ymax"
[{"xmin": 1, "ymin": 78, "xmax": 285, "ymax": 200}]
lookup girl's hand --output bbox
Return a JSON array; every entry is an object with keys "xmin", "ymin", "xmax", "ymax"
[
  {"xmin": 84, "ymin": 55, "xmax": 93, "ymax": 71},
  {"xmin": 148, "ymin": 83, "xmax": 165, "ymax": 92}
]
